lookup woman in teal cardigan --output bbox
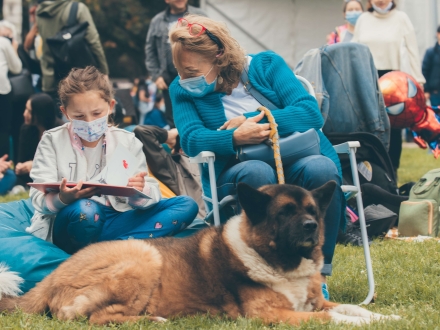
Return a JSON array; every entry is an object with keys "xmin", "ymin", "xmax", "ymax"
[{"xmin": 169, "ymin": 14, "xmax": 343, "ymax": 298}]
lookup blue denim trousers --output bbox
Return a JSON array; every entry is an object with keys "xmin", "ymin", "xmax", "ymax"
[
  {"xmin": 53, "ymin": 196, "xmax": 198, "ymax": 254},
  {"xmin": 217, "ymin": 156, "xmax": 343, "ymax": 276},
  {"xmin": 430, "ymin": 92, "xmax": 440, "ymax": 108},
  {"xmin": 0, "ymin": 169, "xmax": 16, "ymax": 195}
]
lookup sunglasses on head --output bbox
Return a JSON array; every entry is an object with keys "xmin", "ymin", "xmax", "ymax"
[{"xmin": 176, "ymin": 18, "xmax": 224, "ymax": 54}]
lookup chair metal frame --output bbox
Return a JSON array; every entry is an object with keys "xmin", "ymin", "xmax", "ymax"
[{"xmin": 189, "ymin": 75, "xmax": 375, "ymax": 305}]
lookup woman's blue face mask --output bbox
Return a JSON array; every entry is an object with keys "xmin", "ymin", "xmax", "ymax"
[
  {"xmin": 179, "ymin": 66, "xmax": 217, "ymax": 98},
  {"xmin": 346, "ymin": 11, "xmax": 362, "ymax": 26}
]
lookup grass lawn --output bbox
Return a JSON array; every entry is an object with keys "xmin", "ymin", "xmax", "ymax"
[{"xmin": 1, "ymin": 145, "xmax": 440, "ymax": 329}]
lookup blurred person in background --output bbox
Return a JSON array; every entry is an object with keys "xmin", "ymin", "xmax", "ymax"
[
  {"xmin": 137, "ymin": 76, "xmax": 157, "ymax": 125},
  {"xmin": 0, "ymin": 23, "xmax": 22, "ymax": 157},
  {"xmin": 143, "ymin": 93, "xmax": 170, "ymax": 129},
  {"xmin": 145, "ymin": 0, "xmax": 206, "ymax": 127},
  {"xmin": 327, "ymin": 0, "xmax": 364, "ymax": 44},
  {"xmin": 36, "ymin": 0, "xmax": 109, "ymax": 102},
  {"xmin": 422, "ymin": 26, "xmax": 440, "ymax": 108},
  {"xmin": 15, "ymin": 93, "xmax": 64, "ymax": 187},
  {"xmin": 352, "ymin": 0, "xmax": 425, "ymax": 175},
  {"xmin": 0, "ymin": 154, "xmax": 16, "ymax": 195}
]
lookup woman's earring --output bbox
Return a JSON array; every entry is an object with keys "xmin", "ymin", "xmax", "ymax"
[{"xmin": 218, "ymin": 76, "xmax": 224, "ymax": 84}]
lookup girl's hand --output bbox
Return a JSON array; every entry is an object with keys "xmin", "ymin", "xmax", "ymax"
[
  {"xmin": 128, "ymin": 172, "xmax": 148, "ymax": 192},
  {"xmin": 219, "ymin": 115, "xmax": 247, "ymax": 130},
  {"xmin": 59, "ymin": 178, "xmax": 100, "ymax": 205},
  {"xmin": 232, "ymin": 111, "xmax": 270, "ymax": 146}
]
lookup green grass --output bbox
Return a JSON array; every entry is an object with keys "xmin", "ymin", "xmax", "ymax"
[{"xmin": 1, "ymin": 146, "xmax": 440, "ymax": 329}]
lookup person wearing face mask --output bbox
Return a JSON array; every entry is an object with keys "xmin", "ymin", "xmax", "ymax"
[
  {"xmin": 352, "ymin": 0, "xmax": 425, "ymax": 176},
  {"xmin": 27, "ymin": 66, "xmax": 198, "ymax": 254},
  {"xmin": 327, "ymin": 0, "xmax": 364, "ymax": 45},
  {"xmin": 169, "ymin": 15, "xmax": 345, "ymax": 300}
]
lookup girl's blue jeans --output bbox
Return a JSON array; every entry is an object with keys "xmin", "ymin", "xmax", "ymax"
[
  {"xmin": 216, "ymin": 156, "xmax": 343, "ymax": 276},
  {"xmin": 53, "ymin": 196, "xmax": 198, "ymax": 254}
]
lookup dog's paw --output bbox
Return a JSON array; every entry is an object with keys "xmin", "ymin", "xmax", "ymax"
[
  {"xmin": 328, "ymin": 311, "xmax": 370, "ymax": 325},
  {"xmin": 149, "ymin": 316, "xmax": 167, "ymax": 323}
]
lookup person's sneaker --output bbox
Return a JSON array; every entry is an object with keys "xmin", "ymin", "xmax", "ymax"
[
  {"xmin": 337, "ymin": 222, "xmax": 372, "ymax": 246},
  {"xmin": 321, "ymin": 283, "xmax": 330, "ymax": 301},
  {"xmin": 8, "ymin": 185, "xmax": 26, "ymax": 195}
]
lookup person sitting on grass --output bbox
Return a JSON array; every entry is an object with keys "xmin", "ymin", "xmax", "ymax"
[
  {"xmin": 28, "ymin": 66, "xmax": 198, "ymax": 254},
  {"xmin": 15, "ymin": 93, "xmax": 64, "ymax": 188},
  {"xmin": 0, "ymin": 154, "xmax": 16, "ymax": 195}
]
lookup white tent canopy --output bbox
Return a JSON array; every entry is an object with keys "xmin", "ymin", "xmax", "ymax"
[{"xmin": 201, "ymin": 0, "xmax": 440, "ymax": 68}]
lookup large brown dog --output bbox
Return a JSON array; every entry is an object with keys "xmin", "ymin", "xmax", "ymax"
[{"xmin": 0, "ymin": 182, "xmax": 399, "ymax": 325}]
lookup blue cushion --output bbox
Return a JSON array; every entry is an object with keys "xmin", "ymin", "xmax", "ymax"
[{"xmin": 0, "ymin": 199, "xmax": 69, "ymax": 293}]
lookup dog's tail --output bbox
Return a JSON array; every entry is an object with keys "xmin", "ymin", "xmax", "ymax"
[{"xmin": 0, "ymin": 263, "xmax": 49, "ymax": 313}]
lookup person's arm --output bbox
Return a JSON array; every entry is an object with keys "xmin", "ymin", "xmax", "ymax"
[
  {"xmin": 422, "ymin": 48, "xmax": 433, "ymax": 93},
  {"xmin": 127, "ymin": 135, "xmax": 162, "ymax": 209},
  {"xmin": 242, "ymin": 53, "xmax": 323, "ymax": 136},
  {"xmin": 77, "ymin": 3, "xmax": 109, "ymax": 75},
  {"xmin": 145, "ymin": 18, "xmax": 161, "ymax": 82},
  {"xmin": 29, "ymin": 133, "xmax": 67, "ymax": 215},
  {"xmin": 170, "ymin": 83, "xmax": 237, "ymax": 157},
  {"xmin": 403, "ymin": 16, "xmax": 426, "ymax": 85},
  {"xmin": 23, "ymin": 24, "xmax": 38, "ymax": 52},
  {"xmin": 1, "ymin": 38, "xmax": 22, "ymax": 74}
]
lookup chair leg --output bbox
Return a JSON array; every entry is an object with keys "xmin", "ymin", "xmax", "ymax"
[
  {"xmin": 349, "ymin": 149, "xmax": 375, "ymax": 305},
  {"xmin": 207, "ymin": 157, "xmax": 221, "ymax": 227}
]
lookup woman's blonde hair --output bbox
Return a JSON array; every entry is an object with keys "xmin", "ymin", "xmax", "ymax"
[{"xmin": 169, "ymin": 14, "xmax": 246, "ymax": 94}]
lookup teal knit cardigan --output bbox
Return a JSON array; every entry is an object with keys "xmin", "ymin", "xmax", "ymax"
[{"xmin": 170, "ymin": 51, "xmax": 342, "ymax": 198}]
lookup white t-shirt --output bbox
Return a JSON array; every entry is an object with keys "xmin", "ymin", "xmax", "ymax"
[
  {"xmin": 222, "ymin": 56, "xmax": 261, "ymax": 120},
  {"xmin": 83, "ymin": 139, "xmax": 103, "ymax": 181}
]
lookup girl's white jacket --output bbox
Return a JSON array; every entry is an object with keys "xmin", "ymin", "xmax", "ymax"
[{"xmin": 27, "ymin": 123, "xmax": 161, "ymax": 242}]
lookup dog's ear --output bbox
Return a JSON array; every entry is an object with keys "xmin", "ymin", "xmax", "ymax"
[
  {"xmin": 237, "ymin": 183, "xmax": 271, "ymax": 225},
  {"xmin": 311, "ymin": 180, "xmax": 337, "ymax": 216}
]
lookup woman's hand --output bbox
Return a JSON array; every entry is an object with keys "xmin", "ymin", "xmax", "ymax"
[
  {"xmin": 59, "ymin": 179, "xmax": 100, "ymax": 205},
  {"xmin": 219, "ymin": 116, "xmax": 247, "ymax": 130},
  {"xmin": 232, "ymin": 111, "xmax": 271, "ymax": 146},
  {"xmin": 128, "ymin": 171, "xmax": 148, "ymax": 192},
  {"xmin": 15, "ymin": 161, "xmax": 33, "ymax": 175}
]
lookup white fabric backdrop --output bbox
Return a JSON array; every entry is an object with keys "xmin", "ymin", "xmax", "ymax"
[{"xmin": 201, "ymin": 0, "xmax": 440, "ymax": 67}]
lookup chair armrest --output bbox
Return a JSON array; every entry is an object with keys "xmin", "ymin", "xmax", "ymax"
[
  {"xmin": 333, "ymin": 141, "xmax": 361, "ymax": 154},
  {"xmin": 189, "ymin": 151, "xmax": 216, "ymax": 164}
]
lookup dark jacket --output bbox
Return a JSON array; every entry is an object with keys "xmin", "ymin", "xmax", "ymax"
[
  {"xmin": 36, "ymin": 0, "xmax": 109, "ymax": 92},
  {"xmin": 145, "ymin": 5, "xmax": 206, "ymax": 84},
  {"xmin": 422, "ymin": 43, "xmax": 440, "ymax": 93},
  {"xmin": 295, "ymin": 43, "xmax": 390, "ymax": 150}
]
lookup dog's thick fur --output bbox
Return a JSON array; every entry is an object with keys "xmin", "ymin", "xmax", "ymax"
[{"xmin": 0, "ymin": 182, "xmax": 399, "ymax": 325}]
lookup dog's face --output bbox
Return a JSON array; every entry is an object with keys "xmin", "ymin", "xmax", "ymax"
[{"xmin": 237, "ymin": 181, "xmax": 337, "ymax": 270}]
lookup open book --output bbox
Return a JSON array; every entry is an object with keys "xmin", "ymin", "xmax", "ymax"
[
  {"xmin": 28, "ymin": 144, "xmax": 150, "ymax": 199},
  {"xmin": 28, "ymin": 182, "xmax": 150, "ymax": 199}
]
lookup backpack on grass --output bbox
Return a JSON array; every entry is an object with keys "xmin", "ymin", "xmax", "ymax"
[{"xmin": 399, "ymin": 169, "xmax": 440, "ymax": 237}]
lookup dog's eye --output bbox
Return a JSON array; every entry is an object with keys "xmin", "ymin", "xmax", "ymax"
[
  {"xmin": 306, "ymin": 206, "xmax": 316, "ymax": 216},
  {"xmin": 280, "ymin": 204, "xmax": 296, "ymax": 216}
]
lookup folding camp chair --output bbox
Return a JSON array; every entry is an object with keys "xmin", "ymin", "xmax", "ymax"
[{"xmin": 189, "ymin": 76, "xmax": 375, "ymax": 305}]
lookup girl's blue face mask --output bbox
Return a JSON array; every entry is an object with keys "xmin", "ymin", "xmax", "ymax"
[
  {"xmin": 346, "ymin": 11, "xmax": 362, "ymax": 26},
  {"xmin": 179, "ymin": 66, "xmax": 217, "ymax": 98}
]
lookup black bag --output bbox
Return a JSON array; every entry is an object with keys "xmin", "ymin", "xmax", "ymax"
[
  {"xmin": 8, "ymin": 69, "xmax": 34, "ymax": 104},
  {"xmin": 46, "ymin": 2, "xmax": 97, "ymax": 80}
]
